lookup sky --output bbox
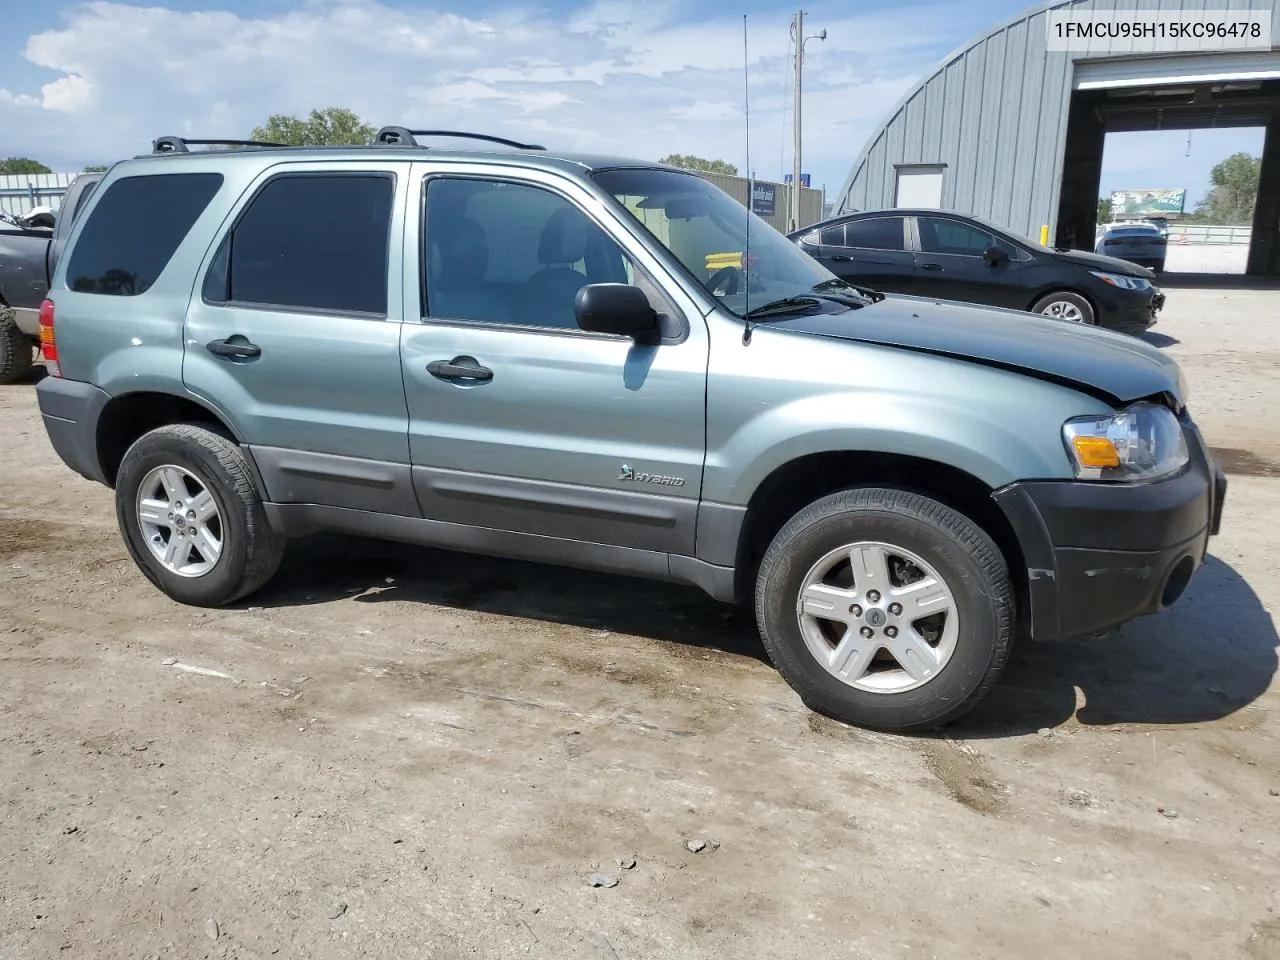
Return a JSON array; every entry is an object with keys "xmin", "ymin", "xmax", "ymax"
[{"xmin": 0, "ymin": 0, "xmax": 1267, "ymax": 208}]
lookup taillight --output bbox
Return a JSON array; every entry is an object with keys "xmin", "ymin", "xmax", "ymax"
[{"xmin": 38, "ymin": 298, "xmax": 60, "ymax": 377}]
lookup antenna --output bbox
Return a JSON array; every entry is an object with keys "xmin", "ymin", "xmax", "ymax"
[{"xmin": 742, "ymin": 13, "xmax": 755, "ymax": 345}]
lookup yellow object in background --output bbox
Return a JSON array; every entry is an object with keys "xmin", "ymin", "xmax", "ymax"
[
  {"xmin": 1039, "ymin": 224, "xmax": 1050, "ymax": 246},
  {"xmin": 705, "ymin": 251, "xmax": 744, "ymax": 272}
]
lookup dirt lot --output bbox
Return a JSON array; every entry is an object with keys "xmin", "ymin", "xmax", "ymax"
[{"xmin": 2, "ymin": 290, "xmax": 1278, "ymax": 960}]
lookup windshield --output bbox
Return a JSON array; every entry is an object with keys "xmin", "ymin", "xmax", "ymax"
[
  {"xmin": 962, "ymin": 212, "xmax": 1055, "ymax": 253},
  {"xmin": 591, "ymin": 168, "xmax": 837, "ymax": 317}
]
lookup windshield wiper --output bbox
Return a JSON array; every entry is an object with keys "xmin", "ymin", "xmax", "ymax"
[
  {"xmin": 742, "ymin": 295, "xmax": 824, "ymax": 319},
  {"xmin": 812, "ymin": 278, "xmax": 884, "ymax": 303}
]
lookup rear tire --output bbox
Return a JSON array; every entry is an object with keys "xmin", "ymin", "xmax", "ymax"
[
  {"xmin": 0, "ymin": 307, "xmax": 35, "ymax": 385},
  {"xmin": 115, "ymin": 423, "xmax": 285, "ymax": 607},
  {"xmin": 1031, "ymin": 290, "xmax": 1095, "ymax": 325},
  {"xmin": 754, "ymin": 487, "xmax": 1013, "ymax": 732}
]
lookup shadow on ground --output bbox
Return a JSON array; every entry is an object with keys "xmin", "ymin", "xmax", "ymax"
[
  {"xmin": 1154, "ymin": 273, "xmax": 1280, "ymax": 291},
  {"xmin": 257, "ymin": 533, "xmax": 767, "ymax": 664},
  {"xmin": 954, "ymin": 554, "xmax": 1277, "ymax": 737},
  {"xmin": 254, "ymin": 538, "xmax": 1276, "ymax": 737},
  {"xmin": 1141, "ymin": 331, "xmax": 1181, "ymax": 348}
]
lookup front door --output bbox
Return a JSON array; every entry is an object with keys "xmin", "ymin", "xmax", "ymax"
[
  {"xmin": 183, "ymin": 162, "xmax": 419, "ymax": 516},
  {"xmin": 399, "ymin": 163, "xmax": 709, "ymax": 557},
  {"xmin": 911, "ymin": 215, "xmax": 1025, "ymax": 308}
]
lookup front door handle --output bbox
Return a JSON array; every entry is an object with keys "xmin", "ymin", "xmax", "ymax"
[
  {"xmin": 206, "ymin": 336, "xmax": 261, "ymax": 360},
  {"xmin": 920, "ymin": 262, "xmax": 944, "ymax": 271},
  {"xmin": 427, "ymin": 356, "xmax": 493, "ymax": 383},
  {"xmin": 826, "ymin": 254, "xmax": 854, "ymax": 262}
]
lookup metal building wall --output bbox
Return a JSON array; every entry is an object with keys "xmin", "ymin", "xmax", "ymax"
[
  {"xmin": 835, "ymin": 0, "xmax": 1280, "ymax": 239},
  {"xmin": 701, "ymin": 172, "xmax": 825, "ymax": 232},
  {"xmin": 0, "ymin": 172, "xmax": 78, "ymax": 218}
]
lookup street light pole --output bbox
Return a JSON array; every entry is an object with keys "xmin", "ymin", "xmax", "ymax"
[{"xmin": 789, "ymin": 11, "xmax": 826, "ymax": 232}]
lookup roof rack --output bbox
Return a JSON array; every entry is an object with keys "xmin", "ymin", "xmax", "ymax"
[
  {"xmin": 373, "ymin": 127, "xmax": 546, "ymax": 151},
  {"xmin": 152, "ymin": 136, "xmax": 287, "ymax": 155}
]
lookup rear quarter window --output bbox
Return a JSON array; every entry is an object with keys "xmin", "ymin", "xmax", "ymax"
[{"xmin": 65, "ymin": 172, "xmax": 223, "ymax": 296}]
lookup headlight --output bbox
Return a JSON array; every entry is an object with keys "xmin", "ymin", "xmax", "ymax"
[
  {"xmin": 1090, "ymin": 271, "xmax": 1151, "ymax": 291},
  {"xmin": 1062, "ymin": 402, "xmax": 1188, "ymax": 481}
]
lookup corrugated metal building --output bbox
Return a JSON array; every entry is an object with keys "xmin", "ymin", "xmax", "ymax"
[
  {"xmin": 834, "ymin": 0, "xmax": 1280, "ymax": 274},
  {"xmin": 0, "ymin": 172, "xmax": 79, "ymax": 218}
]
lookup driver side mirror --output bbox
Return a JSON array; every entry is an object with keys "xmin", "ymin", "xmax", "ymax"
[
  {"xmin": 575, "ymin": 283, "xmax": 661, "ymax": 343},
  {"xmin": 982, "ymin": 245, "xmax": 1008, "ymax": 267}
]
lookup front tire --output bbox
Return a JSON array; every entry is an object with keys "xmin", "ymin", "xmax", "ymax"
[
  {"xmin": 754, "ymin": 488, "xmax": 1013, "ymax": 732},
  {"xmin": 1032, "ymin": 290, "xmax": 1094, "ymax": 325},
  {"xmin": 115, "ymin": 424, "xmax": 285, "ymax": 607},
  {"xmin": 0, "ymin": 306, "xmax": 35, "ymax": 385}
]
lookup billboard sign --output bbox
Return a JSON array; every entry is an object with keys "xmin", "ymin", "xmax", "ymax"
[
  {"xmin": 1110, "ymin": 189, "xmax": 1186, "ymax": 217},
  {"xmin": 750, "ymin": 181, "xmax": 776, "ymax": 217}
]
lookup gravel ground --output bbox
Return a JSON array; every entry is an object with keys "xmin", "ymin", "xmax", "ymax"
[{"xmin": 1, "ymin": 288, "xmax": 1278, "ymax": 960}]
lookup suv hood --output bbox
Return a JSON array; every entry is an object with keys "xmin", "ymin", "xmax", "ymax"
[
  {"xmin": 768, "ymin": 294, "xmax": 1184, "ymax": 407},
  {"xmin": 1047, "ymin": 246, "xmax": 1156, "ymax": 278}
]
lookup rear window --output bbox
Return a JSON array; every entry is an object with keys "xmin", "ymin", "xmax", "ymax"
[
  {"xmin": 65, "ymin": 172, "xmax": 223, "ymax": 296},
  {"xmin": 203, "ymin": 173, "xmax": 393, "ymax": 316},
  {"xmin": 844, "ymin": 217, "xmax": 905, "ymax": 251}
]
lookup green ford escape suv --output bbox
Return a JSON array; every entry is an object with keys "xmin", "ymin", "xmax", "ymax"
[{"xmin": 35, "ymin": 128, "xmax": 1227, "ymax": 732}]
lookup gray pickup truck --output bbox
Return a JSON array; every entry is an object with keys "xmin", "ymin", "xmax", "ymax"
[{"xmin": 0, "ymin": 173, "xmax": 101, "ymax": 383}]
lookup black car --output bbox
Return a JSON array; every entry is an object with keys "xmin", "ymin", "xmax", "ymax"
[{"xmin": 788, "ymin": 209, "xmax": 1164, "ymax": 334}]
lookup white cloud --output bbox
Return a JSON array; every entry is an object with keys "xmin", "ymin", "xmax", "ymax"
[{"xmin": 0, "ymin": 0, "xmax": 956, "ymax": 188}]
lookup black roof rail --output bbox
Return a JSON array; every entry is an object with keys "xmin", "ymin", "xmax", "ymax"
[
  {"xmin": 373, "ymin": 127, "xmax": 546, "ymax": 151},
  {"xmin": 152, "ymin": 136, "xmax": 288, "ymax": 155}
]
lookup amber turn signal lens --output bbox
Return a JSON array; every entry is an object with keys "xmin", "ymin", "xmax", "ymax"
[{"xmin": 1071, "ymin": 435, "xmax": 1121, "ymax": 468}]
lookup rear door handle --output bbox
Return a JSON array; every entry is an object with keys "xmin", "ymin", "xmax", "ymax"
[
  {"xmin": 206, "ymin": 336, "xmax": 261, "ymax": 360},
  {"xmin": 920, "ymin": 263, "xmax": 944, "ymax": 271},
  {"xmin": 427, "ymin": 356, "xmax": 493, "ymax": 383}
]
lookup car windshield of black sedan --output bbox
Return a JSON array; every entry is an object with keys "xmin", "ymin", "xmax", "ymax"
[
  {"xmin": 592, "ymin": 168, "xmax": 841, "ymax": 317},
  {"xmin": 964, "ymin": 213, "xmax": 1054, "ymax": 253}
]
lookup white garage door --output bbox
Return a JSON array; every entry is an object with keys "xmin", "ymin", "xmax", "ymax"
[{"xmin": 894, "ymin": 165, "xmax": 945, "ymax": 208}]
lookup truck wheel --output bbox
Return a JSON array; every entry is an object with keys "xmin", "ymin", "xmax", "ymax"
[
  {"xmin": 0, "ymin": 306, "xmax": 35, "ymax": 385},
  {"xmin": 1032, "ymin": 291, "xmax": 1094, "ymax": 325},
  {"xmin": 115, "ymin": 423, "xmax": 285, "ymax": 607},
  {"xmin": 754, "ymin": 487, "xmax": 1013, "ymax": 732}
]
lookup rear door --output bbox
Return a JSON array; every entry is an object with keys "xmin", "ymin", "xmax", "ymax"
[
  {"xmin": 183, "ymin": 162, "xmax": 419, "ymax": 516},
  {"xmin": 802, "ymin": 216, "xmax": 915, "ymax": 293},
  {"xmin": 912, "ymin": 215, "xmax": 1024, "ymax": 308}
]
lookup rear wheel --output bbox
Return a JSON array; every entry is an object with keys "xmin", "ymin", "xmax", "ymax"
[
  {"xmin": 116, "ymin": 423, "xmax": 285, "ymax": 606},
  {"xmin": 0, "ymin": 307, "xmax": 35, "ymax": 384},
  {"xmin": 754, "ymin": 487, "xmax": 1014, "ymax": 732},
  {"xmin": 1031, "ymin": 291, "xmax": 1094, "ymax": 325}
]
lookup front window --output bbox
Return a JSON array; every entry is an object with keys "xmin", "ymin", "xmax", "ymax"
[{"xmin": 592, "ymin": 168, "xmax": 836, "ymax": 317}]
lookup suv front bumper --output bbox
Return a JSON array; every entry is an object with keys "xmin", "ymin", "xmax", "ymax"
[{"xmin": 993, "ymin": 419, "xmax": 1226, "ymax": 641}]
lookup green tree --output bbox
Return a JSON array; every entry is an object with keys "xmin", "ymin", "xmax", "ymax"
[
  {"xmin": 1189, "ymin": 152, "xmax": 1261, "ymax": 225},
  {"xmin": 83, "ymin": 165, "xmax": 108, "ymax": 173},
  {"xmin": 659, "ymin": 154, "xmax": 739, "ymax": 176},
  {"xmin": 1096, "ymin": 196, "xmax": 1112, "ymax": 224},
  {"xmin": 251, "ymin": 107, "xmax": 375, "ymax": 147},
  {"xmin": 0, "ymin": 157, "xmax": 52, "ymax": 175}
]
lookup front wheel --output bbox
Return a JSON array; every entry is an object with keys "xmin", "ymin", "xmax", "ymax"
[
  {"xmin": 754, "ymin": 488, "xmax": 1013, "ymax": 732},
  {"xmin": 116, "ymin": 423, "xmax": 285, "ymax": 607},
  {"xmin": 1032, "ymin": 291, "xmax": 1094, "ymax": 325}
]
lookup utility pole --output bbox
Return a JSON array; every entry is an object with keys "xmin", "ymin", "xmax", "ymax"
[{"xmin": 790, "ymin": 10, "xmax": 826, "ymax": 232}]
